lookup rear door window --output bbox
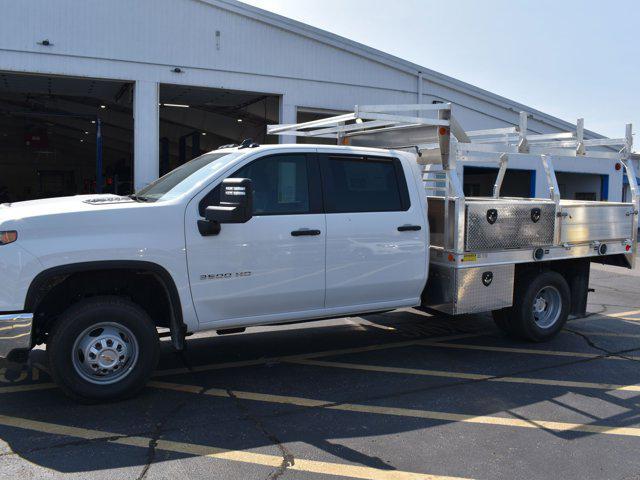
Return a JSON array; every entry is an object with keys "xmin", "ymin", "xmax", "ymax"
[{"xmin": 320, "ymin": 155, "xmax": 410, "ymax": 213}]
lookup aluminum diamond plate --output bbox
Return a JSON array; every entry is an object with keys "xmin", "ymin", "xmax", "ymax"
[
  {"xmin": 465, "ymin": 200, "xmax": 555, "ymax": 251},
  {"xmin": 423, "ymin": 263, "xmax": 514, "ymax": 315}
]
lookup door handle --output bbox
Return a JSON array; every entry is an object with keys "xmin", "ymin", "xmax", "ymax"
[
  {"xmin": 291, "ymin": 229, "xmax": 321, "ymax": 237},
  {"xmin": 397, "ymin": 225, "xmax": 422, "ymax": 232}
]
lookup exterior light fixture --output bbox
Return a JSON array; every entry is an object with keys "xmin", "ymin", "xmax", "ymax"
[
  {"xmin": 0, "ymin": 231, "xmax": 17, "ymax": 245},
  {"xmin": 161, "ymin": 103, "xmax": 189, "ymax": 108},
  {"xmin": 237, "ymin": 118, "xmax": 243, "ymax": 123},
  {"xmin": 100, "ymin": 105, "xmax": 106, "ymax": 109}
]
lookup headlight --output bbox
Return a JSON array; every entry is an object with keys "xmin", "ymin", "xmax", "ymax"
[{"xmin": 0, "ymin": 231, "xmax": 17, "ymax": 245}]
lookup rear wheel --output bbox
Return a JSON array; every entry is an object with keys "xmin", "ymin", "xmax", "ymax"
[
  {"xmin": 494, "ymin": 270, "xmax": 570, "ymax": 342},
  {"xmin": 48, "ymin": 296, "xmax": 159, "ymax": 403}
]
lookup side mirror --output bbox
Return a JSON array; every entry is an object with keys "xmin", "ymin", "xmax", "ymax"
[{"xmin": 198, "ymin": 178, "xmax": 253, "ymax": 236}]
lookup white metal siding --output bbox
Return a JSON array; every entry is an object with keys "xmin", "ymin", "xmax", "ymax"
[{"xmin": 0, "ymin": 0, "xmax": 416, "ymax": 93}]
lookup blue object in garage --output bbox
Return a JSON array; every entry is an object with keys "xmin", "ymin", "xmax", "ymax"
[
  {"xmin": 95, "ymin": 118, "xmax": 103, "ymax": 194},
  {"xmin": 529, "ymin": 170, "xmax": 536, "ymax": 198},
  {"xmin": 600, "ymin": 174, "xmax": 609, "ymax": 200}
]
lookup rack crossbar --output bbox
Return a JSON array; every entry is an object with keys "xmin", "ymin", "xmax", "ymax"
[
  {"xmin": 267, "ymin": 112, "xmax": 358, "ymax": 134},
  {"xmin": 356, "ymin": 103, "xmax": 451, "ymax": 113},
  {"xmin": 466, "ymin": 127, "xmax": 518, "ymax": 137}
]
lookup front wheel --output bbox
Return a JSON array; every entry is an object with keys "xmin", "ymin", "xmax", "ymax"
[
  {"xmin": 495, "ymin": 270, "xmax": 570, "ymax": 342},
  {"xmin": 47, "ymin": 296, "xmax": 160, "ymax": 403}
]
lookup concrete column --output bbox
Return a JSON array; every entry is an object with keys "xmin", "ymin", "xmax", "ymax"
[
  {"xmin": 133, "ymin": 80, "xmax": 159, "ymax": 191},
  {"xmin": 278, "ymin": 96, "xmax": 297, "ymax": 145}
]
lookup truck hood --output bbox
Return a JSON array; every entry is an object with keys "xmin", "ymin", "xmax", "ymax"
[
  {"xmin": 0, "ymin": 194, "xmax": 185, "ymax": 271},
  {"xmin": 0, "ymin": 194, "xmax": 145, "ymax": 225},
  {"xmin": 0, "ymin": 195, "xmax": 138, "ymax": 222}
]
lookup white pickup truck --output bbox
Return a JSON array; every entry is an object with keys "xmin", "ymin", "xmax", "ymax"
[{"xmin": 0, "ymin": 104, "xmax": 636, "ymax": 402}]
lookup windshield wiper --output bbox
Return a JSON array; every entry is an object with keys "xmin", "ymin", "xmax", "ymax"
[{"xmin": 128, "ymin": 194, "xmax": 149, "ymax": 202}]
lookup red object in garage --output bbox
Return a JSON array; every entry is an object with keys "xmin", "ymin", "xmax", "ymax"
[{"xmin": 24, "ymin": 128, "xmax": 49, "ymax": 149}]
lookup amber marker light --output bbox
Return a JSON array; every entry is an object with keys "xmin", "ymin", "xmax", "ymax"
[{"xmin": 0, "ymin": 231, "xmax": 17, "ymax": 245}]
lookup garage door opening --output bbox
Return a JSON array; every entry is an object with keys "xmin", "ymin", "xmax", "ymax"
[
  {"xmin": 158, "ymin": 84, "xmax": 279, "ymax": 175},
  {"xmin": 463, "ymin": 166, "xmax": 534, "ymax": 198},
  {"xmin": 556, "ymin": 172, "xmax": 606, "ymax": 200},
  {"xmin": 0, "ymin": 72, "xmax": 134, "ymax": 202}
]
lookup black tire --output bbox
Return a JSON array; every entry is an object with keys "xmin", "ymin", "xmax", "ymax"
[
  {"xmin": 47, "ymin": 296, "xmax": 159, "ymax": 403},
  {"xmin": 509, "ymin": 270, "xmax": 570, "ymax": 342}
]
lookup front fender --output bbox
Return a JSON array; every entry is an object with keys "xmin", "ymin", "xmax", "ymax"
[
  {"xmin": 24, "ymin": 260, "xmax": 188, "ymax": 350},
  {"xmin": 0, "ymin": 244, "xmax": 43, "ymax": 312}
]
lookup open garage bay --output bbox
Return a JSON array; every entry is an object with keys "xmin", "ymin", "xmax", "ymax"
[
  {"xmin": 0, "ymin": 72, "xmax": 134, "ymax": 200},
  {"xmin": 0, "ymin": 72, "xmax": 280, "ymax": 202}
]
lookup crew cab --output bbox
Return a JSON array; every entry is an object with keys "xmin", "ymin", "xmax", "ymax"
[{"xmin": 0, "ymin": 143, "xmax": 434, "ymax": 401}]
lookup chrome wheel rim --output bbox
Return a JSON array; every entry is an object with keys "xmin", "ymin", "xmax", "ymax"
[
  {"xmin": 532, "ymin": 286, "xmax": 562, "ymax": 329},
  {"xmin": 72, "ymin": 322, "xmax": 139, "ymax": 385}
]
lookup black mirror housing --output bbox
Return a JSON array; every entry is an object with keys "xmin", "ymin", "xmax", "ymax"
[{"xmin": 205, "ymin": 178, "xmax": 253, "ymax": 224}]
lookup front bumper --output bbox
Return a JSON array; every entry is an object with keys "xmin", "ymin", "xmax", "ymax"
[{"xmin": 0, "ymin": 313, "xmax": 33, "ymax": 360}]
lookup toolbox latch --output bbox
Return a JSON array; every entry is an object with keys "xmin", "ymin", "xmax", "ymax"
[{"xmin": 530, "ymin": 208, "xmax": 541, "ymax": 223}]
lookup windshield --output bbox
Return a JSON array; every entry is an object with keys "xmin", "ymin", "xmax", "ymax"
[{"xmin": 133, "ymin": 152, "xmax": 241, "ymax": 202}]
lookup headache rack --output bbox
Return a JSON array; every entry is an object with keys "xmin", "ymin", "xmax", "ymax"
[{"xmin": 268, "ymin": 104, "xmax": 639, "ymax": 314}]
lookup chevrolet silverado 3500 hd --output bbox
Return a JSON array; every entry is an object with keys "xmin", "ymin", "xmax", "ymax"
[{"xmin": 0, "ymin": 104, "xmax": 636, "ymax": 402}]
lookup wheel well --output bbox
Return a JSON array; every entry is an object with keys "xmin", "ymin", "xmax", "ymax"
[
  {"xmin": 514, "ymin": 258, "xmax": 591, "ymax": 317},
  {"xmin": 26, "ymin": 262, "xmax": 185, "ymax": 349}
]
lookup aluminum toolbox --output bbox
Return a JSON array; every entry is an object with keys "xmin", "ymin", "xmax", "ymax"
[
  {"xmin": 559, "ymin": 200, "xmax": 635, "ymax": 244},
  {"xmin": 465, "ymin": 198, "xmax": 556, "ymax": 251},
  {"xmin": 423, "ymin": 263, "xmax": 514, "ymax": 315}
]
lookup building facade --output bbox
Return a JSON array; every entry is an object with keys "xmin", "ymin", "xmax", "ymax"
[{"xmin": 0, "ymin": 0, "xmax": 631, "ymax": 202}]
